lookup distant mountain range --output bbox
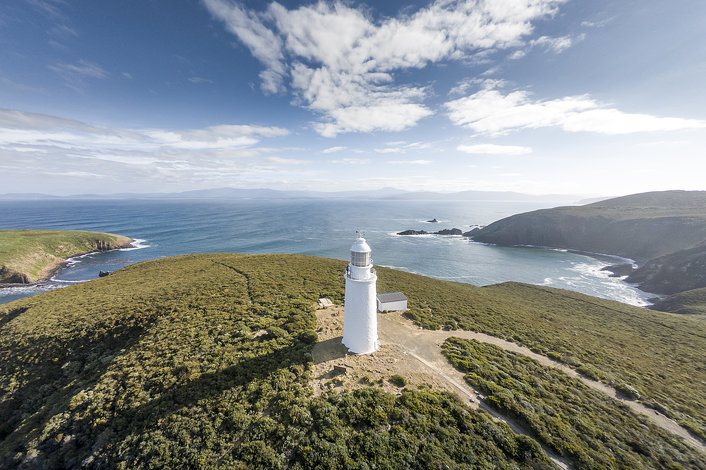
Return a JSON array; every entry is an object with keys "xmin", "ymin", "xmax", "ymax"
[{"xmin": 0, "ymin": 187, "xmax": 584, "ymax": 203}]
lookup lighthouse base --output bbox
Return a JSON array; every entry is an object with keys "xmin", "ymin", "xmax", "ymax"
[{"xmin": 342, "ymin": 275, "xmax": 378, "ymax": 354}]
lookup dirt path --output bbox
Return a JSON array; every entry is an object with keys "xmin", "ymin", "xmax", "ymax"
[{"xmin": 312, "ymin": 305, "xmax": 705, "ymax": 458}]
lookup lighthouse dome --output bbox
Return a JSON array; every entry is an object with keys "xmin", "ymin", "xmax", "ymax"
[
  {"xmin": 350, "ymin": 237, "xmax": 371, "ymax": 253},
  {"xmin": 350, "ymin": 237, "xmax": 372, "ymax": 267}
]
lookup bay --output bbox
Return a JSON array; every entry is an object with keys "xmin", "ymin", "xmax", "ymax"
[{"xmin": 0, "ymin": 199, "xmax": 653, "ymax": 306}]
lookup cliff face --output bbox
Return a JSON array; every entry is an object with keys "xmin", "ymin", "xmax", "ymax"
[{"xmin": 470, "ymin": 191, "xmax": 706, "ymax": 301}]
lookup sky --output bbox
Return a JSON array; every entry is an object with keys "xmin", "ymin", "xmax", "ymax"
[{"xmin": 1, "ymin": 0, "xmax": 705, "ymax": 196}]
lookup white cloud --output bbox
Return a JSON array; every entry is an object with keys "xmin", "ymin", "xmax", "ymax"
[
  {"xmin": 0, "ymin": 109, "xmax": 311, "ymax": 192},
  {"xmin": 188, "ymin": 76, "xmax": 214, "ymax": 84},
  {"xmin": 321, "ymin": 146, "xmax": 346, "ymax": 154},
  {"xmin": 530, "ymin": 34, "xmax": 580, "ymax": 53},
  {"xmin": 508, "ymin": 33, "xmax": 582, "ymax": 59},
  {"xmin": 204, "ymin": 0, "xmax": 566, "ymax": 136},
  {"xmin": 202, "ymin": 0, "xmax": 286, "ymax": 93},
  {"xmin": 445, "ymin": 84, "xmax": 706, "ymax": 135},
  {"xmin": 375, "ymin": 141, "xmax": 431, "ymax": 154},
  {"xmin": 457, "ymin": 143, "xmax": 532, "ymax": 155},
  {"xmin": 508, "ymin": 50, "xmax": 526, "ymax": 60},
  {"xmin": 265, "ymin": 156, "xmax": 310, "ymax": 165},
  {"xmin": 0, "ymin": 108, "xmax": 292, "ymax": 183},
  {"xmin": 388, "ymin": 159, "xmax": 432, "ymax": 165},
  {"xmin": 329, "ymin": 157, "xmax": 370, "ymax": 165}
]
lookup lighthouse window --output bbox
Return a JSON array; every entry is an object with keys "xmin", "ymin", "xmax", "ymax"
[{"xmin": 351, "ymin": 251, "xmax": 370, "ymax": 267}]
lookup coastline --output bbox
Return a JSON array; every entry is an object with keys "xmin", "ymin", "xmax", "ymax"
[{"xmin": 0, "ymin": 237, "xmax": 134, "ymax": 289}]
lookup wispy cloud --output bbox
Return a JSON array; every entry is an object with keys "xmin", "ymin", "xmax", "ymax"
[
  {"xmin": 265, "ymin": 156, "xmax": 310, "ymax": 165},
  {"xmin": 508, "ymin": 33, "xmax": 583, "ymax": 59},
  {"xmin": 329, "ymin": 157, "xmax": 370, "ymax": 165},
  {"xmin": 48, "ymin": 59, "xmax": 108, "ymax": 91},
  {"xmin": 445, "ymin": 82, "xmax": 706, "ymax": 135},
  {"xmin": 321, "ymin": 146, "xmax": 346, "ymax": 154},
  {"xmin": 204, "ymin": 0, "xmax": 566, "ymax": 136},
  {"xmin": 25, "ymin": 0, "xmax": 66, "ymax": 19},
  {"xmin": 457, "ymin": 143, "xmax": 532, "ymax": 155},
  {"xmin": 388, "ymin": 159, "xmax": 432, "ymax": 165},
  {"xmin": 0, "ymin": 108, "xmax": 294, "ymax": 187},
  {"xmin": 375, "ymin": 141, "xmax": 431, "ymax": 153},
  {"xmin": 188, "ymin": 76, "xmax": 214, "ymax": 84},
  {"xmin": 0, "ymin": 77, "xmax": 46, "ymax": 94}
]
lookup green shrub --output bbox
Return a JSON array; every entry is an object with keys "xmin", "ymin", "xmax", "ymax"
[{"xmin": 388, "ymin": 375, "xmax": 407, "ymax": 387}]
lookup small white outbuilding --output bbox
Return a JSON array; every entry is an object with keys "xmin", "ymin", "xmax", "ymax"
[{"xmin": 376, "ymin": 292, "xmax": 407, "ymax": 312}]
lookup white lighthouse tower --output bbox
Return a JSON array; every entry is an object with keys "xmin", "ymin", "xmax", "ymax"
[{"xmin": 342, "ymin": 234, "xmax": 378, "ymax": 354}]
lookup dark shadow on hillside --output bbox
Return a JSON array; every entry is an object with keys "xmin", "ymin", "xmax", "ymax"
[
  {"xmin": 0, "ymin": 315, "xmax": 155, "ymax": 467},
  {"xmin": 0, "ymin": 306, "xmax": 29, "ymax": 330},
  {"xmin": 91, "ymin": 343, "xmax": 308, "ymax": 439},
  {"xmin": 312, "ymin": 336, "xmax": 347, "ymax": 365}
]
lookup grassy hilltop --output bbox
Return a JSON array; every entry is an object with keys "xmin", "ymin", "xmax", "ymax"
[
  {"xmin": 1, "ymin": 254, "xmax": 704, "ymax": 468},
  {"xmin": 0, "ymin": 229, "xmax": 132, "ymax": 284}
]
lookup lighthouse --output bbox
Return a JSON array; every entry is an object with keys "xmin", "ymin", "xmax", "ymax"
[{"xmin": 342, "ymin": 234, "xmax": 378, "ymax": 354}]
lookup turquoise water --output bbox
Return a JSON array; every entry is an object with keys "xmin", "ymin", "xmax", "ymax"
[{"xmin": 0, "ymin": 199, "xmax": 653, "ymax": 306}]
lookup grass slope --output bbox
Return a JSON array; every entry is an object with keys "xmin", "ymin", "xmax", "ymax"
[
  {"xmin": 0, "ymin": 229, "xmax": 132, "ymax": 284},
  {"xmin": 0, "ymin": 254, "xmax": 704, "ymax": 467}
]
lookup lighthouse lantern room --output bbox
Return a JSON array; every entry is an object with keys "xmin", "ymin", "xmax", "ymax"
[{"xmin": 342, "ymin": 233, "xmax": 379, "ymax": 354}]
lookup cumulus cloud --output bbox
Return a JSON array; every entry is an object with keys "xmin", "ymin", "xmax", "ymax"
[
  {"xmin": 204, "ymin": 0, "xmax": 566, "ymax": 136},
  {"xmin": 457, "ymin": 143, "xmax": 532, "ymax": 155},
  {"xmin": 445, "ymin": 84, "xmax": 706, "ymax": 135}
]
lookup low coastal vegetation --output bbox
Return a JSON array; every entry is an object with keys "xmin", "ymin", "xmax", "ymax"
[
  {"xmin": 442, "ymin": 337, "xmax": 705, "ymax": 469},
  {"xmin": 381, "ymin": 268, "xmax": 706, "ymax": 442},
  {"xmin": 1, "ymin": 254, "xmax": 704, "ymax": 467},
  {"xmin": 0, "ymin": 254, "xmax": 550, "ymax": 468},
  {"xmin": 0, "ymin": 229, "xmax": 132, "ymax": 284}
]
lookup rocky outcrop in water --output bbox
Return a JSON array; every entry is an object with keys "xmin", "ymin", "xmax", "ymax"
[{"xmin": 397, "ymin": 228, "xmax": 463, "ymax": 236}]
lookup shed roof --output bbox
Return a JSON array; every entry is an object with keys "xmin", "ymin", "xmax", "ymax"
[{"xmin": 376, "ymin": 292, "xmax": 407, "ymax": 303}]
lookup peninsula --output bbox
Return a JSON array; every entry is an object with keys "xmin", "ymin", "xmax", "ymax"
[
  {"xmin": 0, "ymin": 229, "xmax": 132, "ymax": 285},
  {"xmin": 468, "ymin": 191, "xmax": 706, "ymax": 314}
]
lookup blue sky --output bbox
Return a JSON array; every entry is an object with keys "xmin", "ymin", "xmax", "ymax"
[{"xmin": 1, "ymin": 0, "xmax": 705, "ymax": 196}]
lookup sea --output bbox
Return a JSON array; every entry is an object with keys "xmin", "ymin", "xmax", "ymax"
[{"xmin": 0, "ymin": 198, "xmax": 654, "ymax": 306}]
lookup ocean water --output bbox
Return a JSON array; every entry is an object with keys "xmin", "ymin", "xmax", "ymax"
[{"xmin": 0, "ymin": 199, "xmax": 653, "ymax": 306}]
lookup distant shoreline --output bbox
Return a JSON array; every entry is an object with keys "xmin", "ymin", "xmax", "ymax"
[
  {"xmin": 0, "ymin": 243, "xmax": 133, "ymax": 289},
  {"xmin": 0, "ymin": 230, "xmax": 133, "ymax": 288}
]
